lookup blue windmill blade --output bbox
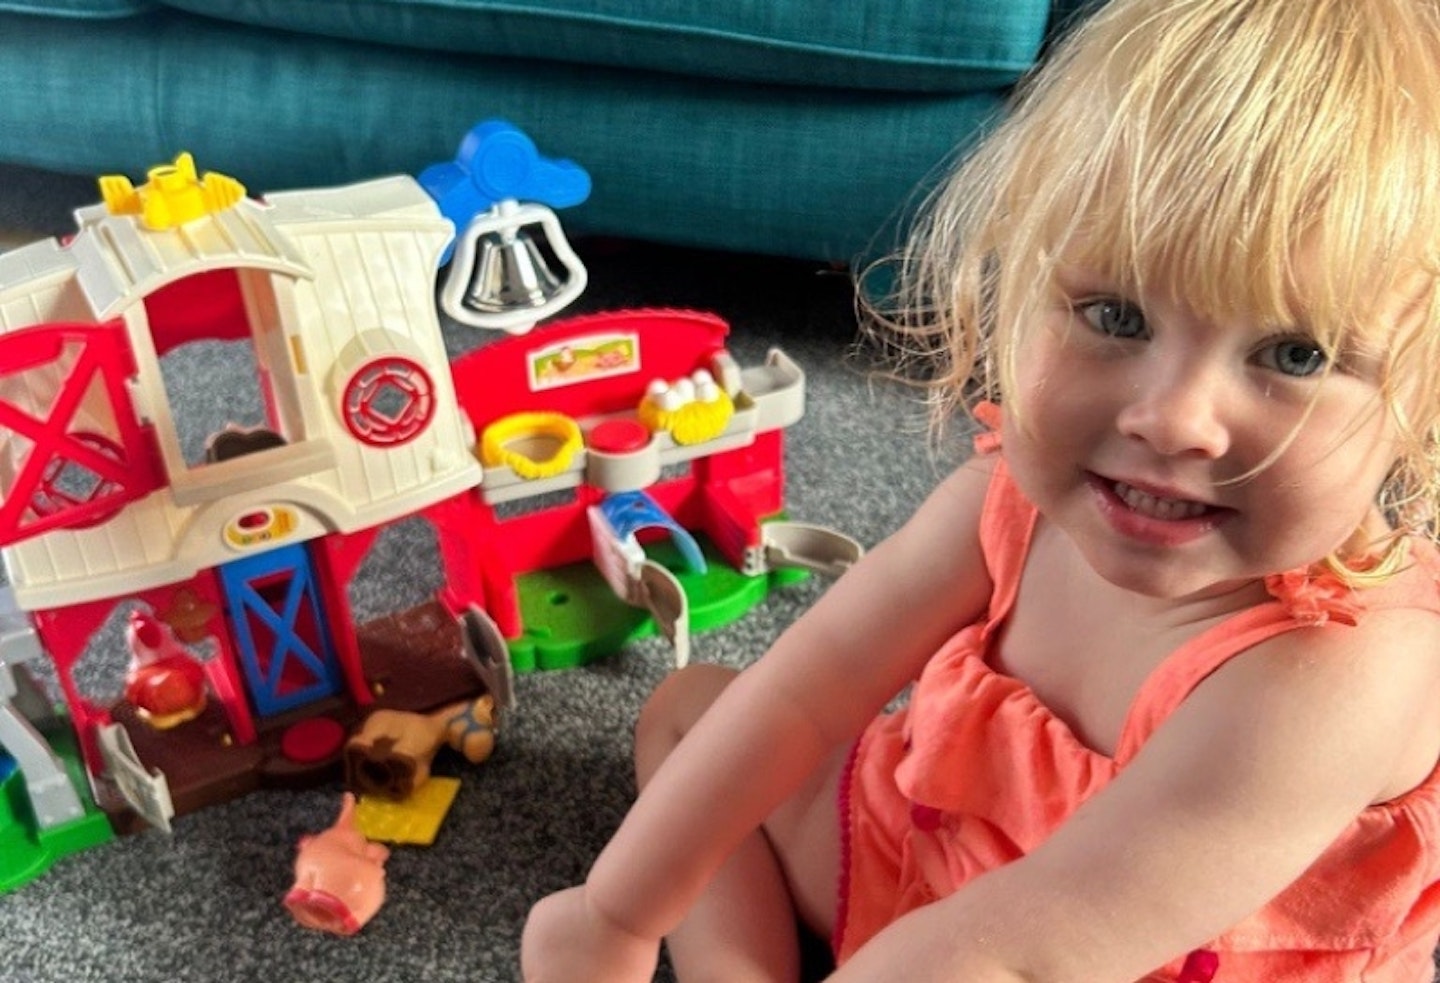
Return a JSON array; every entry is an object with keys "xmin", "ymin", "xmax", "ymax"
[{"xmin": 420, "ymin": 120, "xmax": 591, "ymax": 264}]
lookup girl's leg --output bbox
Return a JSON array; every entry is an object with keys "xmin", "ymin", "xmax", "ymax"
[{"xmin": 634, "ymin": 664, "xmax": 843, "ymax": 983}]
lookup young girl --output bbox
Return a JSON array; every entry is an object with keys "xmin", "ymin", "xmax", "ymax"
[{"xmin": 522, "ymin": 0, "xmax": 1440, "ymax": 979}]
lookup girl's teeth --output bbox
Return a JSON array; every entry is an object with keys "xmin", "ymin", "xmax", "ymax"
[{"xmin": 1113, "ymin": 481, "xmax": 1209, "ymax": 520}]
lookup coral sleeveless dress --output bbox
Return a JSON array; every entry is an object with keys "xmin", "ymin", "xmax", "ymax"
[{"xmin": 834, "ymin": 452, "xmax": 1440, "ymax": 981}]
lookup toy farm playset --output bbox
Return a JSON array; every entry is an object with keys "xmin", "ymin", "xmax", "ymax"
[{"xmin": 0, "ymin": 122, "xmax": 860, "ymax": 893}]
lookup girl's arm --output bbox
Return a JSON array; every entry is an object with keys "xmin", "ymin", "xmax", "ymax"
[
  {"xmin": 828, "ymin": 604, "xmax": 1440, "ymax": 982},
  {"xmin": 524, "ymin": 457, "xmax": 999, "ymax": 978}
]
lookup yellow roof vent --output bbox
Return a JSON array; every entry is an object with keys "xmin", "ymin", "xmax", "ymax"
[{"xmin": 99, "ymin": 152, "xmax": 246, "ymax": 230}]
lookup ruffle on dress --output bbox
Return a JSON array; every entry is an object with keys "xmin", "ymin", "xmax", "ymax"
[
  {"xmin": 1263, "ymin": 567, "xmax": 1364, "ymax": 627},
  {"xmin": 971, "ymin": 401, "xmax": 1003, "ymax": 455}
]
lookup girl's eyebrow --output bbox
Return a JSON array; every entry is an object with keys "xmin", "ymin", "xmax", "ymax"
[{"xmin": 1049, "ymin": 264, "xmax": 1120, "ymax": 296}]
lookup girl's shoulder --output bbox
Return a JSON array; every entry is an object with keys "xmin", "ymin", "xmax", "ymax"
[
  {"xmin": 1115, "ymin": 538, "xmax": 1440, "ymax": 772},
  {"xmin": 1209, "ymin": 568, "xmax": 1440, "ymax": 804}
]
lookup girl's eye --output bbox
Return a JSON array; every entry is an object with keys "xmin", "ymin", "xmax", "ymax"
[
  {"xmin": 1076, "ymin": 299, "xmax": 1148, "ymax": 339},
  {"xmin": 1259, "ymin": 338, "xmax": 1329, "ymax": 378}
]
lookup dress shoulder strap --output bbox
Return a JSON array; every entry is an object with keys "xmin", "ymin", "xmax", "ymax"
[
  {"xmin": 1113, "ymin": 604, "xmax": 1301, "ymax": 765},
  {"xmin": 969, "ymin": 402, "xmax": 1040, "ymax": 623},
  {"xmin": 976, "ymin": 457, "xmax": 1040, "ymax": 627}
]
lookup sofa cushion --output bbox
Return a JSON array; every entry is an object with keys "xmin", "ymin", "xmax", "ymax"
[
  {"xmin": 0, "ymin": 9, "xmax": 1006, "ymax": 261},
  {"xmin": 3, "ymin": 0, "xmax": 153, "ymax": 15},
  {"xmin": 157, "ymin": 0, "xmax": 1051, "ymax": 92}
]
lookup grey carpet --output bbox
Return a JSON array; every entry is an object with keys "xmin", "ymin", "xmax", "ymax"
[{"xmin": 0, "ymin": 164, "xmax": 954, "ymax": 982}]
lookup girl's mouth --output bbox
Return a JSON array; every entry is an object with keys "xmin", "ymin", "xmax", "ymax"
[
  {"xmin": 1111, "ymin": 480, "xmax": 1211, "ymax": 521},
  {"xmin": 1088, "ymin": 474, "xmax": 1230, "ymax": 546}
]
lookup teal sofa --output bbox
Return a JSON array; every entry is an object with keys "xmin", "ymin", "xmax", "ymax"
[{"xmin": 0, "ymin": 0, "xmax": 1085, "ymax": 262}]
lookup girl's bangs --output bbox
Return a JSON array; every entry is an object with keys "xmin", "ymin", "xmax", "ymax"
[{"xmin": 1000, "ymin": 0, "xmax": 1440, "ymax": 355}]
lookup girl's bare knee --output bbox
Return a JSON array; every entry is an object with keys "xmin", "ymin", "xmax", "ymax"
[
  {"xmin": 635, "ymin": 664, "xmax": 739, "ymax": 782},
  {"xmin": 638, "ymin": 664, "xmax": 738, "ymax": 735}
]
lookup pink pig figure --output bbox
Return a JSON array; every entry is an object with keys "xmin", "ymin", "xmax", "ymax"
[{"xmin": 284, "ymin": 793, "xmax": 389, "ymax": 935}]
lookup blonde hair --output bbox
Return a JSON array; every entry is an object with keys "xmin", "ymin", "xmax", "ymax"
[{"xmin": 867, "ymin": 0, "xmax": 1440, "ymax": 548}]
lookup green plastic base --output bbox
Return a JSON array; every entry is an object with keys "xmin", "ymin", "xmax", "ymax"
[
  {"xmin": 0, "ymin": 715, "xmax": 115, "ymax": 893},
  {"xmin": 508, "ymin": 536, "xmax": 808, "ymax": 672}
]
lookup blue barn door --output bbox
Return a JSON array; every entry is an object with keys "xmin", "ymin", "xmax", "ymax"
[{"xmin": 219, "ymin": 544, "xmax": 341, "ymax": 716}]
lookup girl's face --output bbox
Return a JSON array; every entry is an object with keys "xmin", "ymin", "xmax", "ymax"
[{"xmin": 1002, "ymin": 266, "xmax": 1404, "ymax": 601}]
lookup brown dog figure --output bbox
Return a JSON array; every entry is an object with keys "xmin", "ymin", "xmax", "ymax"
[{"xmin": 343, "ymin": 695, "xmax": 497, "ymax": 800}]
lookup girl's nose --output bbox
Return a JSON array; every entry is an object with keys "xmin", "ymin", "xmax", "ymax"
[{"xmin": 1115, "ymin": 367, "xmax": 1231, "ymax": 459}]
